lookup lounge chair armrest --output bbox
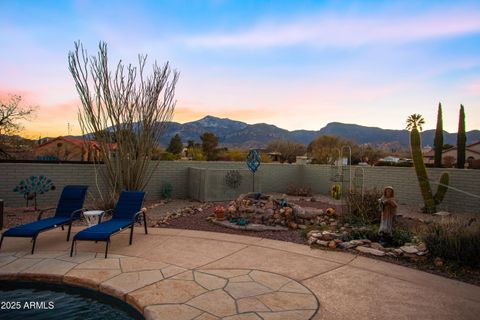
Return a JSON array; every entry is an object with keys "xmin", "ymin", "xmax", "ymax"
[
  {"xmin": 70, "ymin": 208, "xmax": 85, "ymax": 220},
  {"xmin": 132, "ymin": 208, "xmax": 147, "ymax": 223},
  {"xmin": 37, "ymin": 207, "xmax": 57, "ymax": 221}
]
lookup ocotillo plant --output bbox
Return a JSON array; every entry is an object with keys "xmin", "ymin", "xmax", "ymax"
[{"xmin": 406, "ymin": 114, "xmax": 450, "ymax": 213}]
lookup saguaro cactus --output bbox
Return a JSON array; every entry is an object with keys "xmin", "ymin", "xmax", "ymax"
[
  {"xmin": 457, "ymin": 105, "xmax": 466, "ymax": 169},
  {"xmin": 434, "ymin": 103, "xmax": 443, "ymax": 168},
  {"xmin": 406, "ymin": 114, "xmax": 450, "ymax": 213}
]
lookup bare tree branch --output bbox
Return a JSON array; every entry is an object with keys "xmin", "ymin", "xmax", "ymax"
[
  {"xmin": 69, "ymin": 41, "xmax": 179, "ymax": 204},
  {"xmin": 0, "ymin": 95, "xmax": 36, "ymax": 136}
]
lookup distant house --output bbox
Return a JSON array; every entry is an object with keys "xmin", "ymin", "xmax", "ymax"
[
  {"xmin": 35, "ymin": 137, "xmax": 103, "ymax": 161},
  {"xmin": 423, "ymin": 141, "xmax": 480, "ymax": 167},
  {"xmin": 379, "ymin": 156, "xmax": 400, "ymax": 163},
  {"xmin": 267, "ymin": 151, "xmax": 282, "ymax": 162}
]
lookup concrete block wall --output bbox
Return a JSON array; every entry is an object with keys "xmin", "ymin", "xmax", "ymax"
[
  {"xmin": 188, "ymin": 167, "xmax": 262, "ymax": 202},
  {"xmin": 0, "ymin": 161, "xmax": 479, "ymax": 213},
  {"xmin": 0, "ymin": 162, "xmax": 107, "ymax": 208}
]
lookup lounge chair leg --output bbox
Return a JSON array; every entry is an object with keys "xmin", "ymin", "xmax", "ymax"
[
  {"xmin": 105, "ymin": 241, "xmax": 109, "ymax": 259},
  {"xmin": 0, "ymin": 234, "xmax": 4, "ymax": 250},
  {"xmin": 31, "ymin": 236, "xmax": 37, "ymax": 255},
  {"xmin": 67, "ymin": 222, "xmax": 72, "ymax": 241},
  {"xmin": 129, "ymin": 224, "xmax": 134, "ymax": 245},
  {"xmin": 70, "ymin": 239, "xmax": 75, "ymax": 257},
  {"xmin": 143, "ymin": 212, "xmax": 148, "ymax": 234},
  {"xmin": 61, "ymin": 225, "xmax": 64, "ymax": 230}
]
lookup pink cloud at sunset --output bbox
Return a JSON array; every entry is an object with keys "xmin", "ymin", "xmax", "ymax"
[{"xmin": 1, "ymin": 0, "xmax": 478, "ymax": 138}]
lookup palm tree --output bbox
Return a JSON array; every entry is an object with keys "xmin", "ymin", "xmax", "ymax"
[{"xmin": 406, "ymin": 114, "xmax": 425, "ymax": 131}]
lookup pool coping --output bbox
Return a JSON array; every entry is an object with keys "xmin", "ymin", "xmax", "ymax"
[{"xmin": 0, "ymin": 250, "xmax": 320, "ymax": 320}]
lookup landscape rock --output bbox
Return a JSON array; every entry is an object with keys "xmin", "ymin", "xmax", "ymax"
[
  {"xmin": 434, "ymin": 211, "xmax": 451, "ymax": 217},
  {"xmin": 316, "ymin": 240, "xmax": 329, "ymax": 247},
  {"xmin": 416, "ymin": 243, "xmax": 427, "ymax": 252},
  {"xmin": 356, "ymin": 246, "xmax": 386, "ymax": 256},
  {"xmin": 370, "ymin": 242, "xmax": 385, "ymax": 251},
  {"xmin": 393, "ymin": 248, "xmax": 403, "ymax": 256},
  {"xmin": 434, "ymin": 257, "xmax": 444, "ymax": 267},
  {"xmin": 328, "ymin": 241, "xmax": 337, "ymax": 249},
  {"xmin": 400, "ymin": 246, "xmax": 419, "ymax": 254}
]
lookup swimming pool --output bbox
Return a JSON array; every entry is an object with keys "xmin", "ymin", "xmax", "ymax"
[{"xmin": 0, "ymin": 281, "xmax": 143, "ymax": 320}]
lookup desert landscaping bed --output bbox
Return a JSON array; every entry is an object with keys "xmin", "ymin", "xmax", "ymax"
[{"xmin": 3, "ymin": 195, "xmax": 479, "ymax": 286}]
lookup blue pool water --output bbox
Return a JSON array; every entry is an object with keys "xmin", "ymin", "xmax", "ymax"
[{"xmin": 0, "ymin": 281, "xmax": 143, "ymax": 320}]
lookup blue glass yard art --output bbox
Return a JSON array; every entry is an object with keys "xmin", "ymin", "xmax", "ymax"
[
  {"xmin": 246, "ymin": 149, "xmax": 261, "ymax": 192},
  {"xmin": 12, "ymin": 176, "xmax": 56, "ymax": 210}
]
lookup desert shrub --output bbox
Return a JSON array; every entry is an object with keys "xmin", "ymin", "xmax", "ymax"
[
  {"xmin": 339, "ymin": 212, "xmax": 364, "ymax": 226},
  {"xmin": 161, "ymin": 182, "xmax": 173, "ymax": 199},
  {"xmin": 227, "ymin": 149, "xmax": 247, "ymax": 161},
  {"xmin": 422, "ymin": 219, "xmax": 480, "ymax": 268},
  {"xmin": 188, "ymin": 146, "xmax": 206, "ymax": 161},
  {"xmin": 346, "ymin": 189, "xmax": 382, "ymax": 225},
  {"xmin": 260, "ymin": 153, "xmax": 271, "ymax": 163},
  {"xmin": 286, "ymin": 183, "xmax": 313, "ymax": 197},
  {"xmin": 392, "ymin": 226, "xmax": 413, "ymax": 247},
  {"xmin": 343, "ymin": 225, "xmax": 379, "ymax": 242},
  {"xmin": 159, "ymin": 152, "xmax": 179, "ymax": 161},
  {"xmin": 341, "ymin": 223, "xmax": 412, "ymax": 246}
]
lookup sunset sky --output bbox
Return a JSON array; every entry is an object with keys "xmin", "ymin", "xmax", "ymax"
[{"xmin": 1, "ymin": 0, "xmax": 479, "ymax": 138}]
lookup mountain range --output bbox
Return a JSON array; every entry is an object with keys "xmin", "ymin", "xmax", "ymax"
[{"xmin": 158, "ymin": 116, "xmax": 480, "ymax": 150}]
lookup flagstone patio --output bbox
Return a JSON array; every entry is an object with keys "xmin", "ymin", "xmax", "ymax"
[{"xmin": 1, "ymin": 227, "xmax": 479, "ymax": 320}]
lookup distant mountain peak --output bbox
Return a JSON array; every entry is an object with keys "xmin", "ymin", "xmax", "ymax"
[
  {"xmin": 186, "ymin": 115, "xmax": 248, "ymax": 129},
  {"xmin": 89, "ymin": 115, "xmax": 479, "ymax": 150}
]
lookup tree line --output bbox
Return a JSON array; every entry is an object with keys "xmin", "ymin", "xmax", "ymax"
[{"xmin": 162, "ymin": 131, "xmax": 390, "ymax": 164}]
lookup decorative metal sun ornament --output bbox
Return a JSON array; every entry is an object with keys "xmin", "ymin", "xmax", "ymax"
[{"xmin": 246, "ymin": 149, "xmax": 261, "ymax": 191}]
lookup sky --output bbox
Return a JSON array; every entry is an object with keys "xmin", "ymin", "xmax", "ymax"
[{"xmin": 0, "ymin": 0, "xmax": 479, "ymax": 138}]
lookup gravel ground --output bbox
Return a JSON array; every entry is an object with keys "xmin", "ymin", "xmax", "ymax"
[
  {"xmin": 158, "ymin": 204, "xmax": 306, "ymax": 244},
  {"xmin": 2, "ymin": 196, "xmax": 478, "ymax": 286}
]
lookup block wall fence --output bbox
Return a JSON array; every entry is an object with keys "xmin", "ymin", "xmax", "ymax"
[{"xmin": 0, "ymin": 162, "xmax": 479, "ymax": 213}]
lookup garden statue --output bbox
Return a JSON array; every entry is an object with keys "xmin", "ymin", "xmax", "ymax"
[{"xmin": 378, "ymin": 186, "xmax": 397, "ymax": 246}]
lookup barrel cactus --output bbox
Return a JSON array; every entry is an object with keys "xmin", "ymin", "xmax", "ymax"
[{"xmin": 407, "ymin": 114, "xmax": 449, "ymax": 213}]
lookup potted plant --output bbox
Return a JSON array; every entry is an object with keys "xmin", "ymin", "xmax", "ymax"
[{"xmin": 214, "ymin": 206, "xmax": 226, "ymax": 221}]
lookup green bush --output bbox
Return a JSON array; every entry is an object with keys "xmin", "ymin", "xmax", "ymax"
[
  {"xmin": 161, "ymin": 182, "xmax": 173, "ymax": 199},
  {"xmin": 343, "ymin": 225, "xmax": 379, "ymax": 242},
  {"xmin": 422, "ymin": 219, "xmax": 480, "ymax": 268},
  {"xmin": 345, "ymin": 189, "xmax": 382, "ymax": 225},
  {"xmin": 342, "ymin": 224, "xmax": 412, "ymax": 247},
  {"xmin": 392, "ymin": 227, "xmax": 413, "ymax": 247},
  {"xmin": 160, "ymin": 152, "xmax": 179, "ymax": 161},
  {"xmin": 339, "ymin": 212, "xmax": 365, "ymax": 226}
]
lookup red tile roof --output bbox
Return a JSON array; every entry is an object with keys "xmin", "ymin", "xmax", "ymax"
[{"xmin": 39, "ymin": 137, "xmax": 117, "ymax": 150}]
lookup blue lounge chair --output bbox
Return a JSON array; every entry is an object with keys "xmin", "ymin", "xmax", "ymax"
[
  {"xmin": 0, "ymin": 185, "xmax": 88, "ymax": 254},
  {"xmin": 70, "ymin": 191, "xmax": 147, "ymax": 258}
]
